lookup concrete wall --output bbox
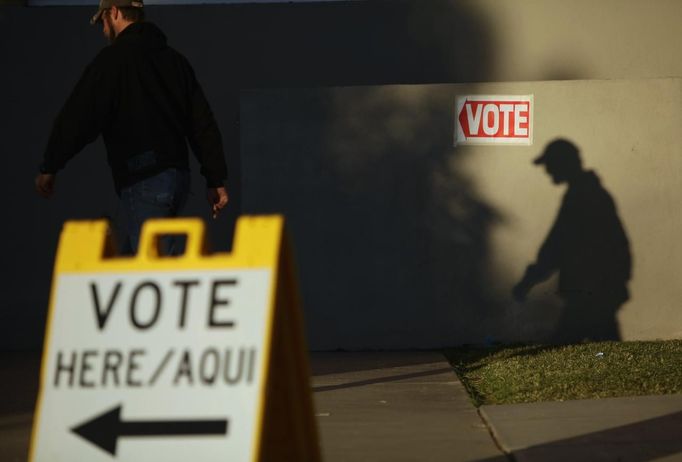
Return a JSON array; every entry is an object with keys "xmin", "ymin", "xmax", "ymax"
[
  {"xmin": 471, "ymin": 0, "xmax": 682, "ymax": 82},
  {"xmin": 1, "ymin": 0, "xmax": 680, "ymax": 349},
  {"xmin": 241, "ymin": 79, "xmax": 681, "ymax": 348},
  {"xmin": 1, "ymin": 0, "xmax": 493, "ymax": 349}
]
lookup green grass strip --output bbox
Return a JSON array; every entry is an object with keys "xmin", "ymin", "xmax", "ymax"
[{"xmin": 445, "ymin": 340, "xmax": 682, "ymax": 406}]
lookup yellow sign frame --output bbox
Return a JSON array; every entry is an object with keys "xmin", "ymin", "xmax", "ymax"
[{"xmin": 30, "ymin": 215, "xmax": 321, "ymax": 462}]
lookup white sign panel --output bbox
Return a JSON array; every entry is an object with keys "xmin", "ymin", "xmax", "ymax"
[
  {"xmin": 32, "ymin": 269, "xmax": 272, "ymax": 461},
  {"xmin": 455, "ymin": 95, "xmax": 533, "ymax": 146}
]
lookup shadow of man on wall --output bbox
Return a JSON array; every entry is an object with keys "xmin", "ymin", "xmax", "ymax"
[{"xmin": 512, "ymin": 139, "xmax": 632, "ymax": 343}]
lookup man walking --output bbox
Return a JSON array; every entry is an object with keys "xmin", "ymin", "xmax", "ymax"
[{"xmin": 35, "ymin": 0, "xmax": 229, "ymax": 254}]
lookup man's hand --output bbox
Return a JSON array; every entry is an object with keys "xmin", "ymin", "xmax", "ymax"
[
  {"xmin": 512, "ymin": 280, "xmax": 531, "ymax": 303},
  {"xmin": 207, "ymin": 186, "xmax": 229, "ymax": 219},
  {"xmin": 35, "ymin": 173, "xmax": 56, "ymax": 198}
]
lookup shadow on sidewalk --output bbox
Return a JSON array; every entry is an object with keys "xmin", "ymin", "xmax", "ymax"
[
  {"xmin": 313, "ymin": 367, "xmax": 453, "ymax": 393},
  {"xmin": 310, "ymin": 351, "xmax": 448, "ymax": 376},
  {"xmin": 310, "ymin": 351, "xmax": 455, "ymax": 393},
  {"xmin": 474, "ymin": 410, "xmax": 682, "ymax": 462}
]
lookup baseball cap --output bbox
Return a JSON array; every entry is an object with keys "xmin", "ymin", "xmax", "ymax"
[{"xmin": 90, "ymin": 0, "xmax": 144, "ymax": 25}]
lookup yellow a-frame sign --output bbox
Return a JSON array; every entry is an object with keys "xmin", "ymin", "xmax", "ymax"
[{"xmin": 30, "ymin": 215, "xmax": 321, "ymax": 462}]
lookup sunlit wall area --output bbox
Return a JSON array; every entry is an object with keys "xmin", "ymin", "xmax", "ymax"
[{"xmin": 242, "ymin": 79, "xmax": 682, "ymax": 348}]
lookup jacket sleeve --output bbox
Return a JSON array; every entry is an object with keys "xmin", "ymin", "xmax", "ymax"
[
  {"xmin": 184, "ymin": 61, "xmax": 228, "ymax": 188},
  {"xmin": 40, "ymin": 50, "xmax": 117, "ymax": 174}
]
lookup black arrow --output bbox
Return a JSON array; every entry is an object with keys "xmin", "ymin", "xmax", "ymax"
[{"xmin": 71, "ymin": 404, "xmax": 228, "ymax": 456}]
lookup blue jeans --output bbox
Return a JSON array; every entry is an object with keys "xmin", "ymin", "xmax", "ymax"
[{"xmin": 119, "ymin": 168, "xmax": 190, "ymax": 256}]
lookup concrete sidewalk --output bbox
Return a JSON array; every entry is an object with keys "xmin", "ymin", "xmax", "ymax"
[
  {"xmin": 0, "ymin": 351, "xmax": 39, "ymax": 462},
  {"xmin": 2, "ymin": 351, "xmax": 681, "ymax": 461},
  {"xmin": 310, "ymin": 352, "xmax": 682, "ymax": 461},
  {"xmin": 310, "ymin": 352, "xmax": 504, "ymax": 462},
  {"xmin": 479, "ymin": 394, "xmax": 682, "ymax": 462},
  {"xmin": 1, "ymin": 351, "xmax": 503, "ymax": 462}
]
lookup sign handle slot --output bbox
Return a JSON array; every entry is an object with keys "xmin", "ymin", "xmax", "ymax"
[{"xmin": 137, "ymin": 219, "xmax": 207, "ymax": 260}]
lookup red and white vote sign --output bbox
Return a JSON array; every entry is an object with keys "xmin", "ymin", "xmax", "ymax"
[{"xmin": 455, "ymin": 95, "xmax": 533, "ymax": 146}]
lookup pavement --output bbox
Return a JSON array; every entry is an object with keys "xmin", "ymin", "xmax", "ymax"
[
  {"xmin": 310, "ymin": 352, "xmax": 503, "ymax": 462},
  {"xmin": 478, "ymin": 395, "xmax": 682, "ymax": 462},
  {"xmin": 2, "ymin": 350, "xmax": 681, "ymax": 461}
]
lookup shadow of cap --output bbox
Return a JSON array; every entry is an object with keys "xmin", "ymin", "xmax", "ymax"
[{"xmin": 533, "ymin": 138, "xmax": 581, "ymax": 168}]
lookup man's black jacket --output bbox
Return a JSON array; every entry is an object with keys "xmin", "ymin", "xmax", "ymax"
[{"xmin": 41, "ymin": 22, "xmax": 227, "ymax": 191}]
